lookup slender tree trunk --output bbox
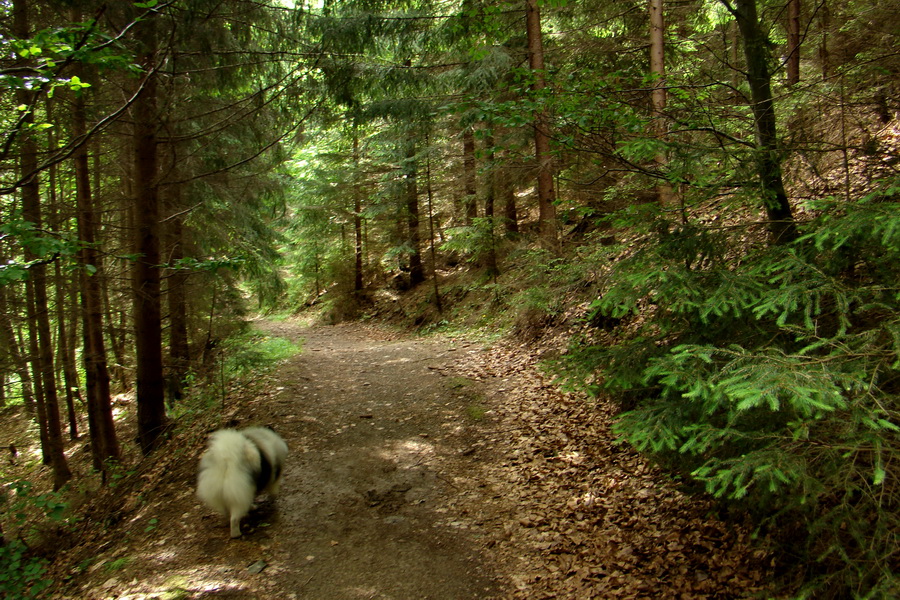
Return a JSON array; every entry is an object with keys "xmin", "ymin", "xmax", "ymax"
[
  {"xmin": 501, "ymin": 149, "xmax": 519, "ymax": 236},
  {"xmin": 787, "ymin": 0, "xmax": 801, "ymax": 86},
  {"xmin": 71, "ymin": 22, "xmax": 121, "ymax": 469},
  {"xmin": 727, "ymin": 0, "xmax": 798, "ymax": 244},
  {"xmin": 162, "ymin": 137, "xmax": 190, "ymax": 405},
  {"xmin": 525, "ymin": 0, "xmax": 558, "ymax": 249},
  {"xmin": 404, "ymin": 142, "xmax": 424, "ymax": 287},
  {"xmin": 102, "ymin": 268, "xmax": 128, "ymax": 391},
  {"xmin": 132, "ymin": 10, "xmax": 168, "ymax": 453},
  {"xmin": 483, "ymin": 133, "xmax": 500, "ymax": 278},
  {"xmin": 462, "ymin": 129, "xmax": 477, "ymax": 225},
  {"xmin": 424, "ymin": 134, "xmax": 443, "ymax": 313},
  {"xmin": 47, "ymin": 113, "xmax": 82, "ymax": 441},
  {"xmin": 24, "ymin": 280, "xmax": 48, "ymax": 451},
  {"xmin": 352, "ymin": 129, "xmax": 364, "ymax": 292},
  {"xmin": 649, "ymin": 0, "xmax": 676, "ymax": 206},
  {"xmin": 818, "ymin": 1, "xmax": 830, "ymax": 80},
  {"xmin": 166, "ymin": 205, "xmax": 190, "ymax": 405},
  {"xmin": 0, "ymin": 285, "xmax": 35, "ymax": 411},
  {"xmin": 54, "ymin": 261, "xmax": 80, "ymax": 440},
  {"xmin": 15, "ymin": 0, "xmax": 71, "ymax": 489}
]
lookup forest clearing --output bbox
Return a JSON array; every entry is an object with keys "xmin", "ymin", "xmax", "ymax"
[{"xmin": 1, "ymin": 0, "xmax": 898, "ymax": 598}]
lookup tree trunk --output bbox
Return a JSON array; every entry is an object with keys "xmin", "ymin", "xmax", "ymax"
[
  {"xmin": 15, "ymin": 0, "xmax": 72, "ymax": 490},
  {"xmin": 54, "ymin": 261, "xmax": 80, "ymax": 441},
  {"xmin": 0, "ymin": 284, "xmax": 35, "ymax": 412},
  {"xmin": 132, "ymin": 10, "xmax": 168, "ymax": 453},
  {"xmin": 786, "ymin": 0, "xmax": 801, "ymax": 86},
  {"xmin": 483, "ymin": 133, "xmax": 500, "ymax": 278},
  {"xmin": 46, "ymin": 115, "xmax": 81, "ymax": 441},
  {"xmin": 71, "ymin": 21, "xmax": 121, "ymax": 469},
  {"xmin": 727, "ymin": 0, "xmax": 798, "ymax": 244},
  {"xmin": 404, "ymin": 143, "xmax": 425, "ymax": 287},
  {"xmin": 166, "ymin": 205, "xmax": 190, "ymax": 405},
  {"xmin": 501, "ymin": 149, "xmax": 519, "ymax": 236},
  {"xmin": 24, "ymin": 280, "xmax": 49, "ymax": 459},
  {"xmin": 352, "ymin": 129, "xmax": 364, "ymax": 292},
  {"xmin": 649, "ymin": 0, "xmax": 676, "ymax": 206},
  {"xmin": 162, "ymin": 137, "xmax": 190, "ymax": 405},
  {"xmin": 424, "ymin": 134, "xmax": 443, "ymax": 313},
  {"xmin": 462, "ymin": 129, "xmax": 477, "ymax": 225},
  {"xmin": 525, "ymin": 0, "xmax": 558, "ymax": 249},
  {"xmin": 102, "ymin": 266, "xmax": 129, "ymax": 391},
  {"xmin": 818, "ymin": 1, "xmax": 830, "ymax": 80}
]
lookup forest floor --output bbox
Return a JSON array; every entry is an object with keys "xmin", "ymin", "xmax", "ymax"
[{"xmin": 40, "ymin": 317, "xmax": 776, "ymax": 599}]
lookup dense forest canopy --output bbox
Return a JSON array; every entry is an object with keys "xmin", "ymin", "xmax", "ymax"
[{"xmin": 0, "ymin": 0, "xmax": 897, "ymax": 597}]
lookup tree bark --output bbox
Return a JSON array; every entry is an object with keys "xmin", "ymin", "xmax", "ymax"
[
  {"xmin": 166, "ymin": 204, "xmax": 190, "ymax": 405},
  {"xmin": 404, "ymin": 143, "xmax": 425, "ymax": 287},
  {"xmin": 54, "ymin": 261, "xmax": 80, "ymax": 441},
  {"xmin": 462, "ymin": 129, "xmax": 477, "ymax": 225},
  {"xmin": 424, "ymin": 134, "xmax": 443, "ymax": 313},
  {"xmin": 818, "ymin": 1, "xmax": 829, "ymax": 80},
  {"xmin": 786, "ymin": 0, "xmax": 801, "ymax": 86},
  {"xmin": 525, "ymin": 0, "xmax": 558, "ymax": 249},
  {"xmin": 0, "ymin": 284, "xmax": 35, "ymax": 412},
  {"xmin": 483, "ymin": 133, "xmax": 499, "ymax": 278},
  {"xmin": 14, "ymin": 0, "xmax": 72, "ymax": 490},
  {"xmin": 649, "ymin": 0, "xmax": 676, "ymax": 206},
  {"xmin": 162, "ymin": 136, "xmax": 190, "ymax": 405},
  {"xmin": 46, "ymin": 111, "xmax": 82, "ymax": 441},
  {"xmin": 132, "ymin": 9, "xmax": 168, "ymax": 453},
  {"xmin": 71, "ymin": 20, "xmax": 121, "ymax": 469},
  {"xmin": 727, "ymin": 0, "xmax": 798, "ymax": 244},
  {"xmin": 501, "ymin": 149, "xmax": 519, "ymax": 236},
  {"xmin": 352, "ymin": 129, "xmax": 364, "ymax": 292}
]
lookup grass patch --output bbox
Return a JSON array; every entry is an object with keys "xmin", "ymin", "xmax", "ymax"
[
  {"xmin": 465, "ymin": 403, "xmax": 487, "ymax": 421},
  {"xmin": 103, "ymin": 557, "xmax": 134, "ymax": 572}
]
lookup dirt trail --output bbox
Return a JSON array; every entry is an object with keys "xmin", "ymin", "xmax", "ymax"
[
  {"xmin": 56, "ymin": 320, "xmax": 505, "ymax": 600},
  {"xmin": 56, "ymin": 318, "xmax": 769, "ymax": 599},
  {"xmin": 255, "ymin": 321, "xmax": 502, "ymax": 599}
]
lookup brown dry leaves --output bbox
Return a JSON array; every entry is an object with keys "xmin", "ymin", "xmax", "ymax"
[{"xmin": 443, "ymin": 338, "xmax": 773, "ymax": 599}]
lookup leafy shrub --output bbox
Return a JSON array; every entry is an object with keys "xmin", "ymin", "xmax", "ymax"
[
  {"xmin": 0, "ymin": 539, "xmax": 51, "ymax": 600},
  {"xmin": 0, "ymin": 480, "xmax": 68, "ymax": 599},
  {"xmin": 558, "ymin": 179, "xmax": 900, "ymax": 598}
]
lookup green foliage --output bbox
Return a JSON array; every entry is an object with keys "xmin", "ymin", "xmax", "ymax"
[
  {"xmin": 0, "ymin": 540, "xmax": 51, "ymax": 600},
  {"xmin": 0, "ymin": 480, "xmax": 68, "ymax": 599},
  {"xmin": 441, "ymin": 217, "xmax": 500, "ymax": 265},
  {"xmin": 0, "ymin": 214, "xmax": 81, "ymax": 286},
  {"xmin": 558, "ymin": 179, "xmax": 900, "ymax": 597},
  {"xmin": 221, "ymin": 330, "xmax": 302, "ymax": 382}
]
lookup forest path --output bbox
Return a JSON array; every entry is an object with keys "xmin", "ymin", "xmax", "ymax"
[
  {"xmin": 60, "ymin": 317, "xmax": 769, "ymax": 599},
  {"xmin": 225, "ymin": 319, "xmax": 504, "ymax": 599}
]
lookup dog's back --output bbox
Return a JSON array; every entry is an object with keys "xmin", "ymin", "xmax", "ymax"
[{"xmin": 240, "ymin": 426, "xmax": 288, "ymax": 495}]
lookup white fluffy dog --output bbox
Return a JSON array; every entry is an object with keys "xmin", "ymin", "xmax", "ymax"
[{"xmin": 197, "ymin": 426, "xmax": 288, "ymax": 538}]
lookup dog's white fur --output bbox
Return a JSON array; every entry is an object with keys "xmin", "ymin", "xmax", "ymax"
[{"xmin": 197, "ymin": 426, "xmax": 288, "ymax": 538}]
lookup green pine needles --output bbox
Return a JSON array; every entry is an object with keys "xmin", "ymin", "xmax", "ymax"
[{"xmin": 559, "ymin": 178, "xmax": 900, "ymax": 598}]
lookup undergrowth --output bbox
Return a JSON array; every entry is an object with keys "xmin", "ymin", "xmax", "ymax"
[
  {"xmin": 554, "ymin": 178, "xmax": 900, "ymax": 599},
  {"xmin": 1, "ymin": 322, "xmax": 302, "ymax": 598},
  {"xmin": 0, "ymin": 481, "xmax": 67, "ymax": 599}
]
